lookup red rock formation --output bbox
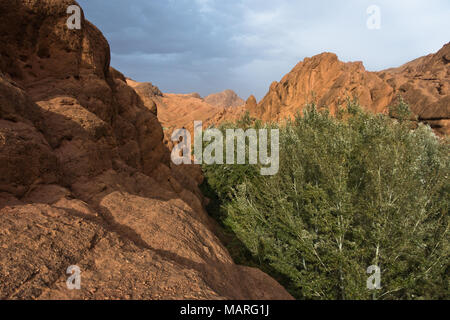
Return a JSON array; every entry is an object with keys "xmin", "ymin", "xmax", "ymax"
[
  {"xmin": 0, "ymin": 0, "xmax": 292, "ymax": 300},
  {"xmin": 378, "ymin": 43, "xmax": 450, "ymax": 135},
  {"xmin": 125, "ymin": 78, "xmax": 162, "ymax": 115},
  {"xmin": 204, "ymin": 89, "xmax": 245, "ymax": 108},
  {"xmin": 126, "ymin": 81, "xmax": 245, "ymax": 151},
  {"xmin": 249, "ymin": 53, "xmax": 394, "ymax": 121},
  {"xmin": 249, "ymin": 46, "xmax": 449, "ymax": 135},
  {"xmin": 245, "ymin": 95, "xmax": 258, "ymax": 111}
]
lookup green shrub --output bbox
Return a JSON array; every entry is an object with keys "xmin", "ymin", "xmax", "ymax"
[{"xmin": 202, "ymin": 102, "xmax": 449, "ymax": 300}]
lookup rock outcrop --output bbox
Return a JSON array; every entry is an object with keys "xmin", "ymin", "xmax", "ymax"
[
  {"xmin": 245, "ymin": 95, "xmax": 258, "ymax": 111},
  {"xmin": 204, "ymin": 89, "xmax": 245, "ymax": 108},
  {"xmin": 249, "ymin": 53, "xmax": 394, "ymax": 121},
  {"xmin": 0, "ymin": 0, "xmax": 292, "ymax": 300},
  {"xmin": 249, "ymin": 46, "xmax": 449, "ymax": 135},
  {"xmin": 126, "ymin": 78, "xmax": 163, "ymax": 115},
  {"xmin": 377, "ymin": 42, "xmax": 450, "ymax": 135}
]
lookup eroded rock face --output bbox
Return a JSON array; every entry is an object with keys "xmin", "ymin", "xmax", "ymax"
[
  {"xmin": 204, "ymin": 89, "xmax": 245, "ymax": 108},
  {"xmin": 0, "ymin": 0, "xmax": 292, "ymax": 300},
  {"xmin": 378, "ymin": 42, "xmax": 450, "ymax": 135},
  {"xmin": 249, "ymin": 47, "xmax": 449, "ymax": 135},
  {"xmin": 250, "ymin": 53, "xmax": 394, "ymax": 121}
]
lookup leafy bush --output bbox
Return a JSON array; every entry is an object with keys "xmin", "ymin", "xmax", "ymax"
[{"xmin": 201, "ymin": 102, "xmax": 449, "ymax": 300}]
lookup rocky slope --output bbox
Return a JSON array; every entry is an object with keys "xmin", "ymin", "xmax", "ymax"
[
  {"xmin": 126, "ymin": 80, "xmax": 245, "ymax": 150},
  {"xmin": 248, "ymin": 45, "xmax": 450, "ymax": 135},
  {"xmin": 204, "ymin": 89, "xmax": 245, "ymax": 108},
  {"xmin": 0, "ymin": 0, "xmax": 292, "ymax": 300},
  {"xmin": 156, "ymin": 92, "xmax": 244, "ymax": 135}
]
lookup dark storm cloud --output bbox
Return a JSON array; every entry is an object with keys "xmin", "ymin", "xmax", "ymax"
[
  {"xmin": 78, "ymin": 0, "xmax": 249, "ymax": 96},
  {"xmin": 77, "ymin": 0, "xmax": 450, "ymax": 99}
]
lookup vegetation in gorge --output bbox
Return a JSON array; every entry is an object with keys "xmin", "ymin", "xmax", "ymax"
[{"xmin": 201, "ymin": 100, "xmax": 449, "ymax": 300}]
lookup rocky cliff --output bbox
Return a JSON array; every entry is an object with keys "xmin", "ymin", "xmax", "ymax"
[
  {"xmin": 248, "ymin": 52, "xmax": 393, "ymax": 120},
  {"xmin": 0, "ymin": 0, "xmax": 292, "ymax": 300},
  {"xmin": 249, "ymin": 45, "xmax": 450, "ymax": 135},
  {"xmin": 378, "ymin": 43, "xmax": 450, "ymax": 135}
]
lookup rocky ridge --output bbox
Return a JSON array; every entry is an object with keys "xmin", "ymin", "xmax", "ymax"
[{"xmin": 248, "ymin": 45, "xmax": 450, "ymax": 135}]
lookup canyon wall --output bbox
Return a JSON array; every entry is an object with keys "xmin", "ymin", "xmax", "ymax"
[{"xmin": 0, "ymin": 0, "xmax": 292, "ymax": 300}]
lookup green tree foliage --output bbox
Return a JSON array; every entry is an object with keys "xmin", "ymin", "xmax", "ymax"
[
  {"xmin": 388, "ymin": 95, "xmax": 416, "ymax": 122},
  {"xmin": 201, "ymin": 102, "xmax": 449, "ymax": 300}
]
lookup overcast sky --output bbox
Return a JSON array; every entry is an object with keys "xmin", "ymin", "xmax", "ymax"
[{"xmin": 78, "ymin": 0, "xmax": 450, "ymax": 100}]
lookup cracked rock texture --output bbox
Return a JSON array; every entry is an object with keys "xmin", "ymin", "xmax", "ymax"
[{"xmin": 0, "ymin": 0, "xmax": 292, "ymax": 300}]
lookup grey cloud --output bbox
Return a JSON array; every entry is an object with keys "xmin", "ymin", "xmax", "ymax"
[{"xmin": 78, "ymin": 0, "xmax": 450, "ymax": 99}]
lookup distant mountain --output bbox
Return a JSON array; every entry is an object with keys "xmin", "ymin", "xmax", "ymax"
[
  {"xmin": 204, "ymin": 89, "xmax": 245, "ymax": 108},
  {"xmin": 127, "ymin": 84, "xmax": 245, "ymax": 149}
]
